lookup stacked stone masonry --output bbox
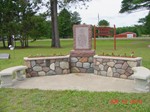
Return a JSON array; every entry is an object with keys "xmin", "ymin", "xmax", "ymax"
[
  {"xmin": 94, "ymin": 55, "xmax": 142, "ymax": 79},
  {"xmin": 24, "ymin": 56, "xmax": 70, "ymax": 77},
  {"xmin": 70, "ymin": 56, "xmax": 94, "ymax": 73},
  {"xmin": 24, "ymin": 55, "xmax": 142, "ymax": 80}
]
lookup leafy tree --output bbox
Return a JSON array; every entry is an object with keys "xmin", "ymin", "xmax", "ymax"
[
  {"xmin": 138, "ymin": 13, "xmax": 150, "ymax": 35},
  {"xmin": 58, "ymin": 8, "xmax": 72, "ymax": 38},
  {"xmin": 17, "ymin": 0, "xmax": 37, "ymax": 47},
  {"xmin": 29, "ymin": 15, "xmax": 48, "ymax": 40},
  {"xmin": 43, "ymin": 20, "xmax": 52, "ymax": 39},
  {"xmin": 120, "ymin": 0, "xmax": 150, "ymax": 35},
  {"xmin": 120, "ymin": 0, "xmax": 150, "ymax": 13},
  {"xmin": 0, "ymin": 0, "xmax": 91, "ymax": 48},
  {"xmin": 71, "ymin": 11, "xmax": 81, "ymax": 25},
  {"xmin": 98, "ymin": 19, "xmax": 110, "ymax": 26},
  {"xmin": 50, "ymin": 0, "xmax": 92, "ymax": 48},
  {"xmin": 144, "ymin": 12, "xmax": 150, "ymax": 35},
  {"xmin": 0, "ymin": 0, "xmax": 43, "ymax": 48},
  {"xmin": 0, "ymin": 0, "xmax": 17, "ymax": 47},
  {"xmin": 58, "ymin": 9, "xmax": 81, "ymax": 38}
]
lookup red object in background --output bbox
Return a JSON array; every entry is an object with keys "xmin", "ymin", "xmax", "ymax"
[
  {"xmin": 109, "ymin": 99, "xmax": 142, "ymax": 105},
  {"xmin": 110, "ymin": 99, "xmax": 119, "ymax": 104},
  {"xmin": 95, "ymin": 26, "xmax": 113, "ymax": 37},
  {"xmin": 94, "ymin": 25, "xmax": 96, "ymax": 50},
  {"xmin": 116, "ymin": 32, "xmax": 136, "ymax": 38},
  {"xmin": 94, "ymin": 26, "xmax": 114, "ymax": 50},
  {"xmin": 114, "ymin": 25, "xmax": 116, "ymax": 50}
]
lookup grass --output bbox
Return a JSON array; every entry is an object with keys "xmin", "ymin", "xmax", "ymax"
[
  {"xmin": 0, "ymin": 38, "xmax": 150, "ymax": 111},
  {"xmin": 0, "ymin": 88, "xmax": 150, "ymax": 112},
  {"xmin": 0, "ymin": 38, "xmax": 150, "ymax": 70},
  {"xmin": 96, "ymin": 39, "xmax": 150, "ymax": 68}
]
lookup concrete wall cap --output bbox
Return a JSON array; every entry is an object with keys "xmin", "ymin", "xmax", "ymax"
[
  {"xmin": 24, "ymin": 55, "xmax": 70, "ymax": 61},
  {"xmin": 94, "ymin": 55, "xmax": 142, "ymax": 61}
]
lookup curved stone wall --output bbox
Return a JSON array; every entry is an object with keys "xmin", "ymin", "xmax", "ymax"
[{"xmin": 24, "ymin": 55, "xmax": 143, "ymax": 80}]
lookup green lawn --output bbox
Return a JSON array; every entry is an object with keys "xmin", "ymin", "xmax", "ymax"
[
  {"xmin": 0, "ymin": 38, "xmax": 150, "ymax": 70},
  {"xmin": 0, "ymin": 88, "xmax": 150, "ymax": 112},
  {"xmin": 0, "ymin": 38, "xmax": 150, "ymax": 111}
]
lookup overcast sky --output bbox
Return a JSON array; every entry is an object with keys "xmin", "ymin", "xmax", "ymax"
[{"xmin": 70, "ymin": 0, "xmax": 149, "ymax": 27}]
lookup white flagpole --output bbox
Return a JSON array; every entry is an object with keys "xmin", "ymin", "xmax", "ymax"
[{"xmin": 98, "ymin": 13, "xmax": 100, "ymax": 26}]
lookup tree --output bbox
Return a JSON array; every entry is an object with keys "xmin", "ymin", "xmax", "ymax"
[
  {"xmin": 0, "ymin": 0, "xmax": 91, "ymax": 48},
  {"xmin": 120, "ymin": 0, "xmax": 150, "ymax": 35},
  {"xmin": 98, "ymin": 19, "xmax": 110, "ymax": 26},
  {"xmin": 51, "ymin": 0, "xmax": 60, "ymax": 48},
  {"xmin": 58, "ymin": 9, "xmax": 81, "ymax": 38},
  {"xmin": 50, "ymin": 0, "xmax": 91, "ymax": 48},
  {"xmin": 29, "ymin": 15, "xmax": 48, "ymax": 40},
  {"xmin": 58, "ymin": 8, "xmax": 72, "ymax": 38},
  {"xmin": 138, "ymin": 13, "xmax": 150, "ymax": 35},
  {"xmin": 120, "ymin": 0, "xmax": 150, "ymax": 13},
  {"xmin": 144, "ymin": 12, "xmax": 150, "ymax": 35},
  {"xmin": 71, "ymin": 11, "xmax": 81, "ymax": 25},
  {"xmin": 17, "ymin": 0, "xmax": 38, "ymax": 47},
  {"xmin": 0, "ymin": 0, "xmax": 17, "ymax": 47},
  {"xmin": 0, "ymin": 0, "xmax": 43, "ymax": 48}
]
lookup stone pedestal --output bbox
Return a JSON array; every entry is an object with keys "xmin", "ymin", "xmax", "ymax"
[{"xmin": 70, "ymin": 50, "xmax": 95, "ymax": 73}]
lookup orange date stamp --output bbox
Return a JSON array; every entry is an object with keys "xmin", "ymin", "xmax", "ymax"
[{"xmin": 110, "ymin": 99, "xmax": 142, "ymax": 104}]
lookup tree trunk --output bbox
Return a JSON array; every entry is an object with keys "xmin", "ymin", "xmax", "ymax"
[
  {"xmin": 25, "ymin": 35, "xmax": 29, "ymax": 47},
  {"xmin": 8, "ymin": 35, "xmax": 13, "ymax": 47},
  {"xmin": 51, "ymin": 0, "xmax": 61, "ymax": 48},
  {"xmin": 1, "ymin": 35, "xmax": 6, "ymax": 48},
  {"xmin": 20, "ymin": 39, "xmax": 24, "ymax": 48},
  {"xmin": 51, "ymin": 0, "xmax": 55, "ymax": 47},
  {"xmin": 2, "ymin": 37, "xmax": 6, "ymax": 48},
  {"xmin": 20, "ymin": 36, "xmax": 25, "ymax": 48}
]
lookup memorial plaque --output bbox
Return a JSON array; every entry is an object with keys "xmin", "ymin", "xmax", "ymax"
[
  {"xmin": 73, "ymin": 25, "xmax": 92, "ymax": 50},
  {"xmin": 0, "ymin": 53, "xmax": 10, "ymax": 59},
  {"xmin": 70, "ymin": 24, "xmax": 95, "ymax": 73}
]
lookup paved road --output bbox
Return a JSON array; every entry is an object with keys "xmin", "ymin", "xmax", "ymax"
[{"xmin": 12, "ymin": 73, "xmax": 140, "ymax": 93}]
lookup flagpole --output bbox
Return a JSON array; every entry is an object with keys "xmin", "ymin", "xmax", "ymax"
[{"xmin": 98, "ymin": 13, "xmax": 99, "ymax": 25}]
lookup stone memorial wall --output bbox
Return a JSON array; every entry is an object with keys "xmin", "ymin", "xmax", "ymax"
[
  {"xmin": 24, "ymin": 24, "xmax": 143, "ymax": 80},
  {"xmin": 70, "ymin": 24, "xmax": 95, "ymax": 73},
  {"xmin": 24, "ymin": 56, "xmax": 70, "ymax": 77},
  {"xmin": 94, "ymin": 55, "xmax": 142, "ymax": 79}
]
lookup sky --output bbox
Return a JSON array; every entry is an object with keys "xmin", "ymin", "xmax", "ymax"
[{"xmin": 69, "ymin": 0, "xmax": 149, "ymax": 27}]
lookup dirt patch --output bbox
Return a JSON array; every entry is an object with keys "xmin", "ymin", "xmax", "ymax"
[{"xmin": 148, "ymin": 45, "xmax": 150, "ymax": 48}]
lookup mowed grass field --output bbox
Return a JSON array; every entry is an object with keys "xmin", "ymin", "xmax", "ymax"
[
  {"xmin": 0, "ymin": 38, "xmax": 150, "ymax": 111},
  {"xmin": 0, "ymin": 88, "xmax": 150, "ymax": 112},
  {"xmin": 0, "ymin": 38, "xmax": 150, "ymax": 70}
]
